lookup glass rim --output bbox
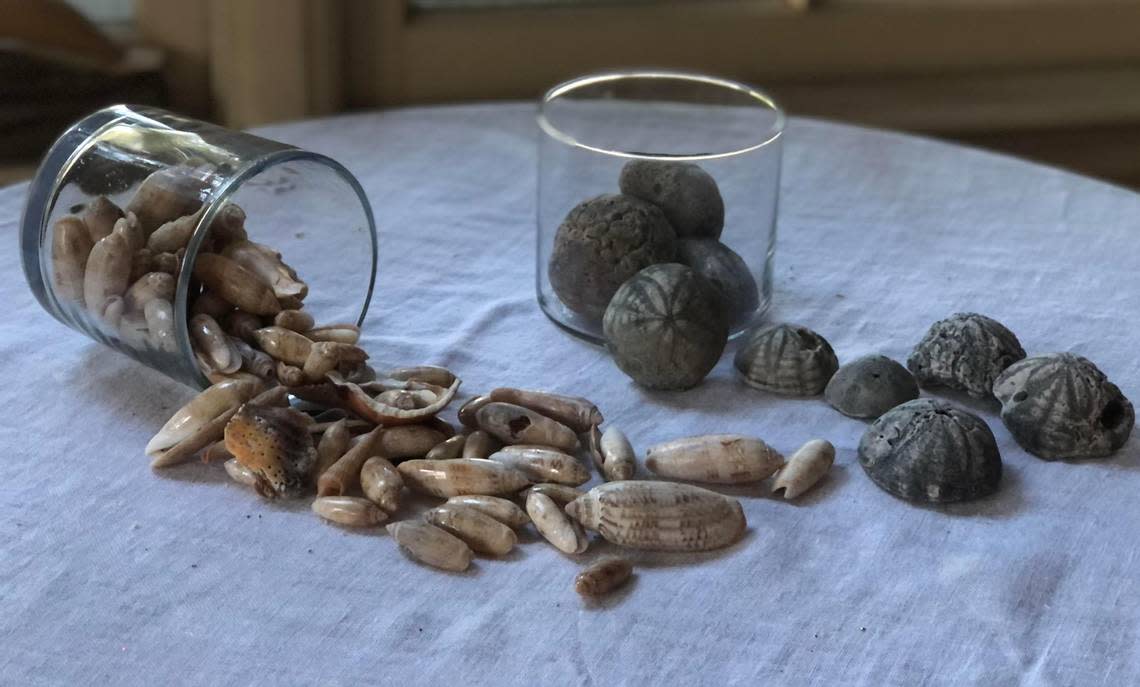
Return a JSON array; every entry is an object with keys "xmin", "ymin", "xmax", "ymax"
[{"xmin": 537, "ymin": 69, "xmax": 786, "ymax": 162}]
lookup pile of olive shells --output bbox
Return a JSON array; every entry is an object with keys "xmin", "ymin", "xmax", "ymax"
[
  {"xmin": 733, "ymin": 313, "xmax": 1134, "ymax": 505},
  {"xmin": 548, "ymin": 160, "xmax": 758, "ymax": 390}
]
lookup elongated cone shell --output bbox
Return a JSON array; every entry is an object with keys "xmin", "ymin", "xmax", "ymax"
[
  {"xmin": 387, "ymin": 521, "xmax": 472, "ymax": 572},
  {"xmin": 397, "ymin": 459, "xmax": 531, "ymax": 498},
  {"xmin": 83, "ymin": 231, "xmax": 131, "ymax": 316},
  {"xmin": 458, "ymin": 395, "xmax": 492, "ymax": 429},
  {"xmin": 475, "ymin": 402, "xmax": 579, "ymax": 452},
  {"xmin": 520, "ymin": 483, "xmax": 584, "ymax": 507},
  {"xmin": 599, "ymin": 426, "xmax": 636, "ymax": 481},
  {"xmin": 772, "ymin": 439, "xmax": 835, "ymax": 500},
  {"xmin": 360, "ymin": 456, "xmax": 403, "ymax": 513},
  {"xmin": 51, "ymin": 216, "xmax": 94, "ymax": 304},
  {"xmin": 426, "ymin": 434, "xmax": 467, "ymax": 461},
  {"xmin": 144, "ymin": 298, "xmax": 178, "ymax": 353},
  {"xmin": 253, "ymin": 326, "xmax": 314, "ymax": 366},
  {"xmin": 304, "ymin": 324, "xmax": 359, "ymax": 345},
  {"xmin": 445, "ymin": 495, "xmax": 530, "ymax": 529},
  {"xmin": 312, "ymin": 496, "xmax": 387, "ymax": 527},
  {"xmin": 487, "ymin": 388, "xmax": 603, "ymax": 433},
  {"xmin": 566, "ymin": 481, "xmax": 746, "ymax": 552},
  {"xmin": 193, "ymin": 253, "xmax": 281, "ymax": 316},
  {"xmin": 487, "ymin": 446, "xmax": 590, "ymax": 486},
  {"xmin": 426, "ymin": 503, "xmax": 517, "ymax": 556},
  {"xmin": 527, "ymin": 492, "xmax": 587, "ymax": 554},
  {"xmin": 314, "ymin": 418, "xmax": 352, "ymax": 476},
  {"xmin": 225, "ymin": 404, "xmax": 317, "ymax": 498},
  {"xmin": 645, "ymin": 434, "xmax": 783, "ymax": 484},
  {"xmin": 146, "ymin": 378, "xmax": 262, "ymax": 456},
  {"xmin": 274, "ymin": 309, "xmax": 315, "ymax": 332},
  {"xmin": 190, "ymin": 314, "xmax": 241, "ymax": 374}
]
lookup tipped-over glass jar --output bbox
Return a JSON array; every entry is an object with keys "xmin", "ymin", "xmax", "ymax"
[
  {"xmin": 536, "ymin": 71, "xmax": 784, "ymax": 343},
  {"xmin": 21, "ymin": 105, "xmax": 377, "ymax": 389}
]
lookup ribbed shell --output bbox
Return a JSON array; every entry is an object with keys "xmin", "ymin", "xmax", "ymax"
[
  {"xmin": 858, "ymin": 399, "xmax": 1002, "ymax": 503},
  {"xmin": 603, "ymin": 263, "xmax": 728, "ymax": 391},
  {"xmin": 907, "ymin": 312, "xmax": 1025, "ymax": 398},
  {"xmin": 734, "ymin": 323, "xmax": 838, "ymax": 395},
  {"xmin": 824, "ymin": 354, "xmax": 919, "ymax": 419},
  {"xmin": 565, "ymin": 481, "xmax": 746, "ymax": 551},
  {"xmin": 993, "ymin": 353, "xmax": 1134, "ymax": 460}
]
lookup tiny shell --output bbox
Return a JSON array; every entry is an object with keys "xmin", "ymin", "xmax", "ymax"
[
  {"xmin": 858, "ymin": 399, "xmax": 1002, "ymax": 503},
  {"xmin": 519, "ymin": 483, "xmax": 584, "ymax": 507},
  {"xmin": 824, "ymin": 354, "xmax": 919, "ymax": 419},
  {"xmin": 475, "ymin": 402, "xmax": 580, "ymax": 452},
  {"xmin": 224, "ymin": 458, "xmax": 259, "ymax": 487},
  {"xmin": 426, "ymin": 503, "xmax": 517, "ymax": 556},
  {"xmin": 993, "ymin": 353, "xmax": 1134, "ymax": 460},
  {"xmin": 312, "ymin": 496, "xmax": 387, "ymax": 527},
  {"xmin": 487, "ymin": 446, "xmax": 590, "ymax": 486},
  {"xmin": 487, "ymin": 388, "xmax": 602, "ymax": 433},
  {"xmin": 907, "ymin": 312, "xmax": 1025, "ymax": 398},
  {"xmin": 527, "ymin": 492, "xmax": 588, "ymax": 554},
  {"xmin": 317, "ymin": 427, "xmax": 383, "ymax": 497},
  {"xmin": 387, "ymin": 521, "xmax": 473, "ymax": 572},
  {"xmin": 772, "ymin": 439, "xmax": 835, "ymax": 499},
  {"xmin": 575, "ymin": 557, "xmax": 633, "ymax": 598},
  {"xmin": 598, "ymin": 426, "xmax": 636, "ymax": 481},
  {"xmin": 397, "ymin": 458, "xmax": 532, "ymax": 498},
  {"xmin": 734, "ymin": 323, "xmax": 838, "ymax": 396},
  {"xmin": 645, "ymin": 434, "xmax": 783, "ymax": 484},
  {"xmin": 360, "ymin": 456, "xmax": 403, "ymax": 513},
  {"xmin": 445, "ymin": 495, "xmax": 530, "ymax": 529},
  {"xmin": 225, "ymin": 404, "xmax": 317, "ymax": 498}
]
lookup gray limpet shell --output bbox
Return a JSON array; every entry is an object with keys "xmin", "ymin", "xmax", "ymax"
[
  {"xmin": 548, "ymin": 194, "xmax": 677, "ymax": 320},
  {"xmin": 619, "ymin": 160, "xmax": 724, "ymax": 239},
  {"xmin": 993, "ymin": 353, "xmax": 1134, "ymax": 460},
  {"xmin": 733, "ymin": 323, "xmax": 838, "ymax": 396},
  {"xmin": 676, "ymin": 239, "xmax": 759, "ymax": 325},
  {"xmin": 824, "ymin": 355, "xmax": 919, "ymax": 419},
  {"xmin": 603, "ymin": 263, "xmax": 727, "ymax": 391},
  {"xmin": 858, "ymin": 398, "xmax": 1002, "ymax": 504},
  {"xmin": 907, "ymin": 312, "xmax": 1025, "ymax": 398}
]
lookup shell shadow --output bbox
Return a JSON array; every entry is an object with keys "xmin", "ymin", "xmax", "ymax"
[
  {"xmin": 154, "ymin": 460, "xmax": 231, "ymax": 486},
  {"xmin": 1026, "ymin": 432, "xmax": 1140, "ymax": 472},
  {"xmin": 753, "ymin": 463, "xmax": 851, "ymax": 507},
  {"xmin": 903, "ymin": 464, "xmax": 1025, "ymax": 519},
  {"xmin": 577, "ymin": 528, "xmax": 756, "ymax": 569},
  {"xmin": 643, "ymin": 374, "xmax": 827, "ymax": 416}
]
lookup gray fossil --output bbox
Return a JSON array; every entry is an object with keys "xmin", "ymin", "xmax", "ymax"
[
  {"xmin": 858, "ymin": 398, "xmax": 1002, "ymax": 503},
  {"xmin": 675, "ymin": 239, "xmax": 758, "ymax": 325},
  {"xmin": 619, "ymin": 160, "xmax": 724, "ymax": 239},
  {"xmin": 734, "ymin": 323, "xmax": 838, "ymax": 396},
  {"xmin": 907, "ymin": 313, "xmax": 1025, "ymax": 398},
  {"xmin": 825, "ymin": 354, "xmax": 919, "ymax": 419},
  {"xmin": 993, "ymin": 353, "xmax": 1134, "ymax": 460}
]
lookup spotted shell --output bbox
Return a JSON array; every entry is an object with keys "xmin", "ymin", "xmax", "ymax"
[
  {"xmin": 734, "ymin": 323, "xmax": 838, "ymax": 396},
  {"xmin": 907, "ymin": 313, "xmax": 1025, "ymax": 398},
  {"xmin": 603, "ymin": 263, "xmax": 727, "ymax": 390},
  {"xmin": 993, "ymin": 353, "xmax": 1134, "ymax": 460},
  {"xmin": 858, "ymin": 398, "xmax": 1002, "ymax": 503},
  {"xmin": 224, "ymin": 404, "xmax": 317, "ymax": 498},
  {"xmin": 824, "ymin": 354, "xmax": 919, "ymax": 419}
]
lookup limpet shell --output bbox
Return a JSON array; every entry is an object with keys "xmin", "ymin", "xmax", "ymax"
[
  {"xmin": 824, "ymin": 354, "xmax": 919, "ymax": 419},
  {"xmin": 907, "ymin": 312, "xmax": 1025, "ymax": 398},
  {"xmin": 857, "ymin": 398, "xmax": 1002, "ymax": 503},
  {"xmin": 603, "ymin": 263, "xmax": 727, "ymax": 391},
  {"xmin": 675, "ymin": 239, "xmax": 758, "ymax": 324},
  {"xmin": 619, "ymin": 160, "xmax": 724, "ymax": 239},
  {"xmin": 734, "ymin": 323, "xmax": 838, "ymax": 396},
  {"xmin": 993, "ymin": 353, "xmax": 1134, "ymax": 460}
]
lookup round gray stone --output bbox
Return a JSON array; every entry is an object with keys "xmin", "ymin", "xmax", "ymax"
[{"xmin": 825, "ymin": 355, "xmax": 919, "ymax": 419}]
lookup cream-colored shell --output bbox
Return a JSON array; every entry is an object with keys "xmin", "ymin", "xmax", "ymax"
[
  {"xmin": 387, "ymin": 521, "xmax": 473, "ymax": 572},
  {"xmin": 444, "ymin": 495, "xmax": 530, "ymax": 529},
  {"xmin": 645, "ymin": 434, "xmax": 783, "ymax": 484},
  {"xmin": 526, "ymin": 492, "xmax": 588, "ymax": 554},
  {"xmin": 312, "ymin": 496, "xmax": 387, "ymax": 527},
  {"xmin": 397, "ymin": 459, "xmax": 531, "ymax": 498},
  {"xmin": 426, "ymin": 504, "xmax": 517, "ymax": 556},
  {"xmin": 772, "ymin": 439, "xmax": 835, "ymax": 499},
  {"xmin": 487, "ymin": 446, "xmax": 589, "ymax": 486}
]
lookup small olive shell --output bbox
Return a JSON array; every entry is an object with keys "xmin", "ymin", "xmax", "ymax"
[
  {"xmin": 858, "ymin": 398, "xmax": 1002, "ymax": 503},
  {"xmin": 603, "ymin": 263, "xmax": 727, "ymax": 391},
  {"xmin": 734, "ymin": 323, "xmax": 838, "ymax": 396},
  {"xmin": 824, "ymin": 354, "xmax": 919, "ymax": 419},
  {"xmin": 907, "ymin": 313, "xmax": 1025, "ymax": 398},
  {"xmin": 619, "ymin": 160, "xmax": 724, "ymax": 239},
  {"xmin": 675, "ymin": 239, "xmax": 758, "ymax": 325},
  {"xmin": 548, "ymin": 194, "xmax": 677, "ymax": 320},
  {"xmin": 993, "ymin": 353, "xmax": 1134, "ymax": 460}
]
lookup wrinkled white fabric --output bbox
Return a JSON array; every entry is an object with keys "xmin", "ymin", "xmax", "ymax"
[{"xmin": 1, "ymin": 104, "xmax": 1138, "ymax": 686}]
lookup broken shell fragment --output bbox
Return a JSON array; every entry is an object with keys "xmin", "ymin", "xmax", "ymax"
[
  {"xmin": 575, "ymin": 557, "xmax": 633, "ymax": 599},
  {"xmin": 475, "ymin": 402, "xmax": 580, "ymax": 452},
  {"xmin": 190, "ymin": 314, "xmax": 242, "ymax": 374},
  {"xmin": 123, "ymin": 271, "xmax": 175, "ymax": 313},
  {"xmin": 824, "ymin": 355, "xmax": 919, "ymax": 419},
  {"xmin": 645, "ymin": 434, "xmax": 783, "ymax": 484},
  {"xmin": 858, "ymin": 398, "xmax": 1002, "ymax": 503},
  {"xmin": 520, "ymin": 483, "xmax": 585, "ymax": 507},
  {"xmin": 772, "ymin": 439, "xmax": 835, "ymax": 500},
  {"xmin": 527, "ymin": 492, "xmax": 588, "ymax": 554},
  {"xmin": 222, "ymin": 240, "xmax": 307, "ymax": 301},
  {"xmin": 51, "ymin": 215, "xmax": 94, "ymax": 304},
  {"xmin": 360, "ymin": 456, "xmax": 403, "ymax": 513},
  {"xmin": 274, "ymin": 309, "xmax": 315, "ymax": 332},
  {"xmin": 488, "ymin": 446, "xmax": 590, "ymax": 486},
  {"xmin": 462, "ymin": 430, "xmax": 498, "ymax": 459},
  {"xmin": 566, "ymin": 481, "xmax": 746, "ymax": 552},
  {"xmin": 294, "ymin": 375, "xmax": 460, "ymax": 426},
  {"xmin": 83, "ymin": 231, "xmax": 132, "ymax": 317},
  {"xmin": 426, "ymin": 434, "xmax": 467, "ymax": 460},
  {"xmin": 487, "ymin": 388, "xmax": 603, "ymax": 433},
  {"xmin": 302, "ymin": 341, "xmax": 368, "ymax": 383},
  {"xmin": 317, "ymin": 427, "xmax": 383, "ymax": 497},
  {"xmin": 225, "ymin": 403, "xmax": 318, "ymax": 498},
  {"xmin": 907, "ymin": 312, "xmax": 1025, "ymax": 398},
  {"xmin": 426, "ymin": 503, "xmax": 518, "ymax": 556},
  {"xmin": 304, "ymin": 324, "xmax": 360, "ymax": 344},
  {"xmin": 146, "ymin": 377, "xmax": 263, "ymax": 457},
  {"xmin": 397, "ymin": 458, "xmax": 531, "ymax": 498},
  {"xmin": 599, "ymin": 426, "xmax": 636, "ymax": 481},
  {"xmin": 312, "ymin": 496, "xmax": 387, "ymax": 527},
  {"xmin": 734, "ymin": 323, "xmax": 839, "ymax": 396},
  {"xmin": 253, "ymin": 326, "xmax": 314, "ymax": 366},
  {"xmin": 458, "ymin": 395, "xmax": 493, "ymax": 429},
  {"xmin": 384, "ymin": 365, "xmax": 457, "ymax": 387},
  {"xmin": 444, "ymin": 495, "xmax": 530, "ymax": 529},
  {"xmin": 81, "ymin": 195, "xmax": 124, "ymax": 243},
  {"xmin": 386, "ymin": 520, "xmax": 473, "ymax": 572},
  {"xmin": 993, "ymin": 353, "xmax": 1134, "ymax": 460},
  {"xmin": 224, "ymin": 458, "xmax": 259, "ymax": 488},
  {"xmin": 192, "ymin": 253, "xmax": 282, "ymax": 316}
]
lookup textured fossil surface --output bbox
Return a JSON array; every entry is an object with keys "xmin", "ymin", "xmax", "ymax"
[
  {"xmin": 734, "ymin": 323, "xmax": 838, "ymax": 396},
  {"xmin": 907, "ymin": 312, "xmax": 1025, "ymax": 398}
]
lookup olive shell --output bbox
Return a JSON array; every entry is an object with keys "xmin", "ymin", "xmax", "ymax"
[
  {"xmin": 993, "ymin": 353, "xmax": 1134, "ymax": 460},
  {"xmin": 734, "ymin": 323, "xmax": 838, "ymax": 396},
  {"xmin": 619, "ymin": 160, "xmax": 724, "ymax": 239},
  {"xmin": 858, "ymin": 398, "xmax": 1002, "ymax": 503},
  {"xmin": 675, "ymin": 239, "xmax": 758, "ymax": 325},
  {"xmin": 603, "ymin": 263, "xmax": 727, "ymax": 391},
  {"xmin": 907, "ymin": 313, "xmax": 1025, "ymax": 398},
  {"xmin": 824, "ymin": 354, "xmax": 919, "ymax": 419},
  {"xmin": 548, "ymin": 194, "xmax": 677, "ymax": 320}
]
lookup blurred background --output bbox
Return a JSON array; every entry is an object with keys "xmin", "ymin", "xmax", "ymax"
[{"xmin": 4, "ymin": 0, "xmax": 1140, "ymax": 188}]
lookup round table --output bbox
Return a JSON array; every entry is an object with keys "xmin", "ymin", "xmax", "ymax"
[{"xmin": 2, "ymin": 105, "xmax": 1138, "ymax": 686}]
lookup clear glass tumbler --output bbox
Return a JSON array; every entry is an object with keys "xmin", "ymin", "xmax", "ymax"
[
  {"xmin": 21, "ymin": 105, "xmax": 377, "ymax": 389},
  {"xmin": 536, "ymin": 70, "xmax": 784, "ymax": 343}
]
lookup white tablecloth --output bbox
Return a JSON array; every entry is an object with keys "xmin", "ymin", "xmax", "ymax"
[{"xmin": 2, "ymin": 104, "xmax": 1138, "ymax": 686}]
